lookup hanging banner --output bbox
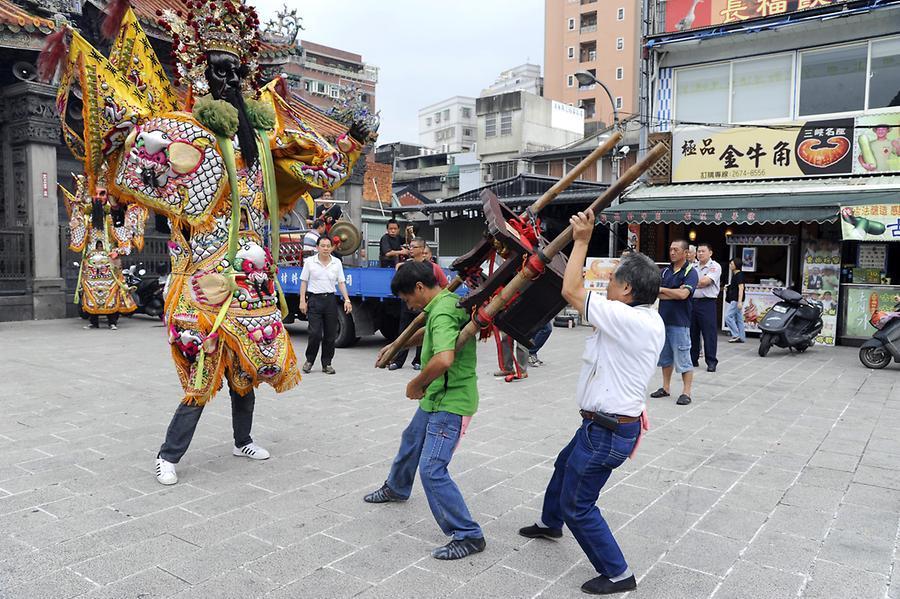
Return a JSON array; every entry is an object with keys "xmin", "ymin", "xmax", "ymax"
[
  {"xmin": 800, "ymin": 239, "xmax": 840, "ymax": 346},
  {"xmin": 584, "ymin": 257, "xmax": 620, "ymax": 296},
  {"xmin": 840, "ymin": 205, "xmax": 900, "ymax": 241},
  {"xmin": 672, "ymin": 112, "xmax": 900, "ymax": 183},
  {"xmin": 664, "ymin": 0, "xmax": 850, "ymax": 33},
  {"xmin": 843, "ymin": 286, "xmax": 900, "ymax": 338}
]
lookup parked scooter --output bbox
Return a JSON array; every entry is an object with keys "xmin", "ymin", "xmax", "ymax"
[
  {"xmin": 758, "ymin": 287, "xmax": 823, "ymax": 357},
  {"xmin": 859, "ymin": 302, "xmax": 900, "ymax": 369},
  {"xmin": 123, "ymin": 265, "xmax": 165, "ymax": 318}
]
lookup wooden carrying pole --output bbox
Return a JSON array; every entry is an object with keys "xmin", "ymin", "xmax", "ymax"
[
  {"xmin": 375, "ymin": 132, "xmax": 623, "ymax": 368},
  {"xmin": 453, "ymin": 142, "xmax": 668, "ymax": 352}
]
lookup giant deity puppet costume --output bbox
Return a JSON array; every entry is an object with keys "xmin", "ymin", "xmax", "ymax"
[
  {"xmin": 63, "ymin": 173, "xmax": 148, "ymax": 329},
  {"xmin": 41, "ymin": 0, "xmax": 373, "ymax": 485}
]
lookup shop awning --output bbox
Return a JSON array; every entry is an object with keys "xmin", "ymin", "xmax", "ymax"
[{"xmin": 602, "ymin": 178, "xmax": 900, "ymax": 225}]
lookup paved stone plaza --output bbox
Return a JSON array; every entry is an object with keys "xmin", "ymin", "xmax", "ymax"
[{"xmin": 0, "ymin": 316, "xmax": 898, "ymax": 599}]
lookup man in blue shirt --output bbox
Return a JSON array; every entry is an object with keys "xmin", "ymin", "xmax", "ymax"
[{"xmin": 650, "ymin": 240, "xmax": 699, "ymax": 405}]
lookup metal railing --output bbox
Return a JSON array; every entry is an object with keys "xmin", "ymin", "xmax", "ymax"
[
  {"xmin": 0, "ymin": 228, "xmax": 31, "ymax": 295},
  {"xmin": 580, "ymin": 24, "xmax": 597, "ymax": 33}
]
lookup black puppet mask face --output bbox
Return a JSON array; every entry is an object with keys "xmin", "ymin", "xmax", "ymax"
[{"xmin": 206, "ymin": 52, "xmax": 247, "ymax": 103}]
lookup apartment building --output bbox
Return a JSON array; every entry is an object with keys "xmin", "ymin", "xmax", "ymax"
[
  {"xmin": 544, "ymin": 0, "xmax": 641, "ymax": 133},
  {"xmin": 418, "ymin": 97, "xmax": 478, "ymax": 153}
]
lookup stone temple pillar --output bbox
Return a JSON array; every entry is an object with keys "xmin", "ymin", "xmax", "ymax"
[{"xmin": 2, "ymin": 82, "xmax": 65, "ymax": 319}]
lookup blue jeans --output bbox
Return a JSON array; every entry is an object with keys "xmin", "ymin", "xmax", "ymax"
[
  {"xmin": 385, "ymin": 408, "xmax": 482, "ymax": 540},
  {"xmin": 529, "ymin": 321, "xmax": 554, "ymax": 356},
  {"xmin": 724, "ymin": 301, "xmax": 745, "ymax": 341},
  {"xmin": 540, "ymin": 419, "xmax": 641, "ymax": 578}
]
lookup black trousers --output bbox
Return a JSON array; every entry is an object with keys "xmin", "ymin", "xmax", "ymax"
[
  {"xmin": 393, "ymin": 302, "xmax": 422, "ymax": 367},
  {"xmin": 305, "ymin": 293, "xmax": 338, "ymax": 366},
  {"xmin": 89, "ymin": 312, "xmax": 119, "ymax": 327},
  {"xmin": 690, "ymin": 298, "xmax": 718, "ymax": 368},
  {"xmin": 158, "ymin": 385, "xmax": 255, "ymax": 463}
]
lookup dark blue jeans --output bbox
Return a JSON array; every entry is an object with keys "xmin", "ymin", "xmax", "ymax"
[
  {"xmin": 540, "ymin": 419, "xmax": 640, "ymax": 577},
  {"xmin": 690, "ymin": 298, "xmax": 718, "ymax": 368},
  {"xmin": 529, "ymin": 321, "xmax": 553, "ymax": 356},
  {"xmin": 385, "ymin": 408, "xmax": 482, "ymax": 540}
]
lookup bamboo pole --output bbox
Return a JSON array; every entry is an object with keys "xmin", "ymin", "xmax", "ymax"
[
  {"xmin": 374, "ymin": 132, "xmax": 623, "ymax": 369},
  {"xmin": 453, "ymin": 142, "xmax": 668, "ymax": 352}
]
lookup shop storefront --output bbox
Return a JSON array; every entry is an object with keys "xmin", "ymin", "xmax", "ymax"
[
  {"xmin": 602, "ymin": 184, "xmax": 899, "ymax": 347},
  {"xmin": 837, "ymin": 204, "xmax": 900, "ymax": 344}
]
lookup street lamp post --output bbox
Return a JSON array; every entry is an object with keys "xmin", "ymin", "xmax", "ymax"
[{"xmin": 574, "ymin": 70, "xmax": 622, "ymax": 257}]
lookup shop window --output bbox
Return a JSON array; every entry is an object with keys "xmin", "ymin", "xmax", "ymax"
[
  {"xmin": 798, "ymin": 44, "xmax": 867, "ymax": 116},
  {"xmin": 675, "ymin": 63, "xmax": 729, "ymax": 125},
  {"xmin": 869, "ymin": 37, "xmax": 900, "ymax": 110},
  {"xmin": 731, "ymin": 54, "xmax": 793, "ymax": 122}
]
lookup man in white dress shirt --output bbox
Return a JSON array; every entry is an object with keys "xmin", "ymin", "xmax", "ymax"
[
  {"xmin": 690, "ymin": 243, "xmax": 722, "ymax": 372},
  {"xmin": 299, "ymin": 236, "xmax": 352, "ymax": 374},
  {"xmin": 518, "ymin": 208, "xmax": 665, "ymax": 596}
]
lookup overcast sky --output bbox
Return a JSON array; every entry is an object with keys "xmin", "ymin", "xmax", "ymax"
[{"xmin": 255, "ymin": 0, "xmax": 545, "ymax": 143}]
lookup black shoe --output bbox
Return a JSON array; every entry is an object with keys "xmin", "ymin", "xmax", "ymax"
[
  {"xmin": 581, "ymin": 574, "xmax": 636, "ymax": 595},
  {"xmin": 412, "ymin": 362, "xmax": 421, "ymax": 371},
  {"xmin": 302, "ymin": 361, "xmax": 312, "ymax": 374},
  {"xmin": 518, "ymin": 524, "xmax": 563, "ymax": 540},
  {"xmin": 388, "ymin": 363, "xmax": 401, "ymax": 371},
  {"xmin": 431, "ymin": 537, "xmax": 486, "ymax": 560},
  {"xmin": 691, "ymin": 362, "xmax": 700, "ymax": 368},
  {"xmin": 323, "ymin": 365, "xmax": 336, "ymax": 375},
  {"xmin": 649, "ymin": 388, "xmax": 670, "ymax": 398},
  {"xmin": 363, "ymin": 484, "xmax": 406, "ymax": 504},
  {"xmin": 676, "ymin": 394, "xmax": 692, "ymax": 405},
  {"xmin": 707, "ymin": 365, "xmax": 717, "ymax": 372}
]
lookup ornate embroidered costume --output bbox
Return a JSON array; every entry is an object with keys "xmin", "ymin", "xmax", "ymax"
[
  {"xmin": 63, "ymin": 175, "xmax": 144, "ymax": 317},
  {"xmin": 47, "ymin": 1, "xmax": 367, "ymax": 405}
]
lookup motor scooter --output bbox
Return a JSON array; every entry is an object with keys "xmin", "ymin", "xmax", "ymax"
[
  {"xmin": 123, "ymin": 265, "xmax": 165, "ymax": 318},
  {"xmin": 757, "ymin": 287, "xmax": 823, "ymax": 357},
  {"xmin": 859, "ymin": 302, "xmax": 900, "ymax": 369}
]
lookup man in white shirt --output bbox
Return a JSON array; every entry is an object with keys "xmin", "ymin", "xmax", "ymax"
[
  {"xmin": 299, "ymin": 236, "xmax": 352, "ymax": 374},
  {"xmin": 519, "ymin": 208, "xmax": 665, "ymax": 596},
  {"xmin": 690, "ymin": 243, "xmax": 722, "ymax": 372},
  {"xmin": 303, "ymin": 220, "xmax": 326, "ymax": 256}
]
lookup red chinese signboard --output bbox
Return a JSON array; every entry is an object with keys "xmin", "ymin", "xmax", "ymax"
[{"xmin": 664, "ymin": 0, "xmax": 849, "ymax": 33}]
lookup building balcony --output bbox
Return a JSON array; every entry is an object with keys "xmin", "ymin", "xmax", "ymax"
[
  {"xmin": 580, "ymin": 0, "xmax": 597, "ymax": 4},
  {"xmin": 580, "ymin": 51, "xmax": 597, "ymax": 63},
  {"xmin": 579, "ymin": 24, "xmax": 597, "ymax": 33},
  {"xmin": 302, "ymin": 58, "xmax": 379, "ymax": 83}
]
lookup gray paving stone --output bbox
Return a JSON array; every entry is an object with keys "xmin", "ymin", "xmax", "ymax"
[
  {"xmin": 702, "ymin": 451, "xmax": 758, "ymax": 473},
  {"xmin": 2, "ymin": 568, "xmax": 96, "ymax": 599},
  {"xmin": 742, "ymin": 528, "xmax": 820, "ymax": 574},
  {"xmin": 446, "ymin": 563, "xmax": 546, "ymax": 599},
  {"xmin": 716, "ymin": 483, "xmax": 785, "ymax": 513},
  {"xmin": 803, "ymin": 560, "xmax": 888, "ymax": 599},
  {"xmin": 250, "ymin": 507, "xmax": 351, "ymax": 548},
  {"xmin": 682, "ymin": 466, "xmax": 743, "ymax": 492},
  {"xmin": 81, "ymin": 566, "xmax": 189, "ymax": 599},
  {"xmin": 355, "ymin": 565, "xmax": 460, "ymax": 599},
  {"xmin": 499, "ymin": 534, "xmax": 585, "ymax": 580},
  {"xmin": 714, "ymin": 559, "xmax": 804, "ymax": 599},
  {"xmin": 653, "ymin": 483, "xmax": 722, "ymax": 515},
  {"xmin": 265, "ymin": 566, "xmax": 372, "ymax": 599},
  {"xmin": 634, "ymin": 561, "xmax": 720, "ymax": 599},
  {"xmin": 598, "ymin": 483, "xmax": 660, "ymax": 516},
  {"xmin": 158, "ymin": 533, "xmax": 274, "ymax": 585},
  {"xmin": 70, "ymin": 532, "xmax": 197, "ymax": 585},
  {"xmin": 695, "ymin": 505, "xmax": 768, "ymax": 542},
  {"xmin": 819, "ymin": 528, "xmax": 894, "ymax": 576},
  {"xmin": 169, "ymin": 566, "xmax": 279, "ymax": 599},
  {"xmin": 664, "ymin": 529, "xmax": 743, "ymax": 576},
  {"xmin": 623, "ymin": 505, "xmax": 700, "ymax": 544},
  {"xmin": 780, "ymin": 483, "xmax": 845, "ymax": 512}
]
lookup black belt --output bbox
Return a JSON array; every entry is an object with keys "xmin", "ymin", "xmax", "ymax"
[
  {"xmin": 580, "ymin": 409, "xmax": 641, "ymax": 431},
  {"xmin": 693, "ymin": 297, "xmax": 717, "ymax": 301},
  {"xmin": 306, "ymin": 292, "xmax": 334, "ymax": 297}
]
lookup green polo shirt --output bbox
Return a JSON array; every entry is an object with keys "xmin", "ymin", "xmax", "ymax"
[{"xmin": 418, "ymin": 288, "xmax": 478, "ymax": 416}]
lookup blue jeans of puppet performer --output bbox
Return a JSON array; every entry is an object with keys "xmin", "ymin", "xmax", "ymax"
[{"xmin": 58, "ymin": 1, "xmax": 371, "ymax": 485}]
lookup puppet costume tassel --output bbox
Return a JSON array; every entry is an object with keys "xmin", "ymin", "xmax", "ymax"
[
  {"xmin": 37, "ymin": 27, "xmax": 68, "ymax": 82},
  {"xmin": 101, "ymin": 0, "xmax": 130, "ymax": 40}
]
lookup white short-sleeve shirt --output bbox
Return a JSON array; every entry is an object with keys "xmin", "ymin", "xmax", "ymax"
[
  {"xmin": 300, "ymin": 255, "xmax": 346, "ymax": 294},
  {"xmin": 576, "ymin": 293, "xmax": 666, "ymax": 417}
]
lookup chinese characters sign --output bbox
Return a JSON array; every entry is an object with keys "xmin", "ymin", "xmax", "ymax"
[
  {"xmin": 840, "ymin": 205, "xmax": 900, "ymax": 242},
  {"xmin": 673, "ymin": 113, "xmax": 900, "ymax": 183},
  {"xmin": 664, "ymin": 0, "xmax": 849, "ymax": 33}
]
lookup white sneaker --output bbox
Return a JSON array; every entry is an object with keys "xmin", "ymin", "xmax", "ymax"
[
  {"xmin": 109, "ymin": 324, "xmax": 118, "ymax": 330},
  {"xmin": 155, "ymin": 458, "xmax": 177, "ymax": 485},
  {"xmin": 233, "ymin": 442, "xmax": 270, "ymax": 460}
]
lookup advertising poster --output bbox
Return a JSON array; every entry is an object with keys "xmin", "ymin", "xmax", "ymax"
[
  {"xmin": 742, "ymin": 287, "xmax": 779, "ymax": 334},
  {"xmin": 664, "ymin": 0, "xmax": 850, "ymax": 33},
  {"xmin": 741, "ymin": 247, "xmax": 757, "ymax": 272},
  {"xmin": 627, "ymin": 224, "xmax": 640, "ymax": 252},
  {"xmin": 844, "ymin": 286, "xmax": 900, "ymax": 338},
  {"xmin": 584, "ymin": 257, "xmax": 620, "ymax": 297},
  {"xmin": 840, "ymin": 205, "xmax": 900, "ymax": 241},
  {"xmin": 672, "ymin": 119, "xmax": 855, "ymax": 182},
  {"xmin": 801, "ymin": 239, "xmax": 840, "ymax": 346},
  {"xmin": 853, "ymin": 115, "xmax": 900, "ymax": 175}
]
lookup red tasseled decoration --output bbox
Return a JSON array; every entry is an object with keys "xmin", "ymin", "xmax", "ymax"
[
  {"xmin": 101, "ymin": 0, "xmax": 130, "ymax": 40},
  {"xmin": 37, "ymin": 27, "xmax": 68, "ymax": 82}
]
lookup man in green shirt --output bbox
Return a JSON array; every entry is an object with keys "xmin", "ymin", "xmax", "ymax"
[{"xmin": 364, "ymin": 261, "xmax": 485, "ymax": 560}]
